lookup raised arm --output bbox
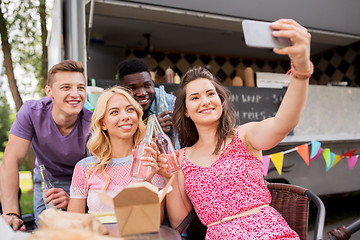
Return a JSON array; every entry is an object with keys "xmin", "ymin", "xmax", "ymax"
[
  {"xmin": 0, "ymin": 134, "xmax": 31, "ymax": 231},
  {"xmin": 245, "ymin": 19, "xmax": 312, "ymax": 151}
]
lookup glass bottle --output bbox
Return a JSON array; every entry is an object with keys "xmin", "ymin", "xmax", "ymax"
[
  {"xmin": 156, "ymin": 85, "xmax": 171, "ymax": 131},
  {"xmin": 38, "ymin": 164, "xmax": 56, "ymax": 209},
  {"xmin": 130, "ymin": 115, "xmax": 155, "ymax": 180},
  {"xmin": 156, "ymin": 85, "xmax": 169, "ymax": 113},
  {"xmin": 153, "ymin": 115, "xmax": 180, "ymax": 174}
]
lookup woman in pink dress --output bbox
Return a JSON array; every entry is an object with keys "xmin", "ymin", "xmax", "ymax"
[
  {"xmin": 164, "ymin": 19, "xmax": 312, "ymax": 239},
  {"xmin": 67, "ymin": 86, "xmax": 165, "ymax": 222}
]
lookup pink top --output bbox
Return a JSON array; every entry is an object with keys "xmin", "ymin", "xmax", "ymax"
[
  {"xmin": 182, "ymin": 131, "xmax": 299, "ymax": 239},
  {"xmin": 70, "ymin": 155, "xmax": 166, "ymax": 213}
]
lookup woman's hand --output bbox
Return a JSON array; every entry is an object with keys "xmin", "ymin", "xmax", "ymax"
[
  {"xmin": 44, "ymin": 188, "xmax": 70, "ymax": 210},
  {"xmin": 245, "ymin": 19, "xmax": 311, "ymax": 152},
  {"xmin": 132, "ymin": 142, "xmax": 160, "ymax": 182},
  {"xmin": 271, "ymin": 19, "xmax": 312, "ymax": 73},
  {"xmin": 157, "ymin": 150, "xmax": 180, "ymax": 180}
]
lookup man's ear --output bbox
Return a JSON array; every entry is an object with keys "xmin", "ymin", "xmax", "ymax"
[{"xmin": 44, "ymin": 85, "xmax": 53, "ymax": 99}]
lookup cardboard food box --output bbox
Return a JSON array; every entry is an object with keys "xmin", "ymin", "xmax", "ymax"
[{"xmin": 98, "ymin": 176, "xmax": 174, "ymax": 236}]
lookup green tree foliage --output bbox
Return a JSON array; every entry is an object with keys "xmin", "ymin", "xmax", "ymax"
[
  {"xmin": 0, "ymin": 80, "xmax": 11, "ymax": 151},
  {"xmin": 1, "ymin": 0, "xmax": 48, "ymax": 98},
  {"xmin": 0, "ymin": 0, "xmax": 48, "ymax": 176}
]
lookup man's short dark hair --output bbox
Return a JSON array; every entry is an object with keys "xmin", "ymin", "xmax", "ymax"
[{"xmin": 117, "ymin": 58, "xmax": 150, "ymax": 81}]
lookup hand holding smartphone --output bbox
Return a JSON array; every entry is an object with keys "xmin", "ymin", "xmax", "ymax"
[{"xmin": 242, "ymin": 20, "xmax": 291, "ymax": 49}]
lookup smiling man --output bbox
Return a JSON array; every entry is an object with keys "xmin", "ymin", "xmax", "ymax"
[
  {"xmin": 0, "ymin": 60, "xmax": 92, "ymax": 230},
  {"xmin": 116, "ymin": 58, "xmax": 179, "ymax": 149}
]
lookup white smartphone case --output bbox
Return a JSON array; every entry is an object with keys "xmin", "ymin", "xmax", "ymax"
[{"xmin": 242, "ymin": 20, "xmax": 291, "ymax": 49}]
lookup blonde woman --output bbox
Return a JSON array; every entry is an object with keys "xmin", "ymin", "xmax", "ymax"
[{"xmin": 68, "ymin": 86, "xmax": 165, "ymax": 221}]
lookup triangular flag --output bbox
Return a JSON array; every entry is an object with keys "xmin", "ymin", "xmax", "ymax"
[
  {"xmin": 270, "ymin": 152, "xmax": 284, "ymax": 175},
  {"xmin": 341, "ymin": 149, "xmax": 358, "ymax": 158},
  {"xmin": 329, "ymin": 152, "xmax": 335, "ymax": 169},
  {"xmin": 322, "ymin": 148, "xmax": 331, "ymax": 171},
  {"xmin": 310, "ymin": 140, "xmax": 321, "ymax": 159},
  {"xmin": 348, "ymin": 155, "xmax": 358, "ymax": 170},
  {"xmin": 310, "ymin": 147, "xmax": 323, "ymax": 162},
  {"xmin": 296, "ymin": 144, "xmax": 309, "ymax": 165},
  {"xmin": 330, "ymin": 154, "xmax": 342, "ymax": 169},
  {"xmin": 262, "ymin": 155, "xmax": 270, "ymax": 176}
]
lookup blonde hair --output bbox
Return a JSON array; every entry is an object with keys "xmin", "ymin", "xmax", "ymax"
[{"xmin": 86, "ymin": 86, "xmax": 146, "ymax": 190}]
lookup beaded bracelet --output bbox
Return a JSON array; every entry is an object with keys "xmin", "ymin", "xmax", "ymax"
[
  {"xmin": 290, "ymin": 60, "xmax": 314, "ymax": 79},
  {"xmin": 6, "ymin": 212, "xmax": 22, "ymax": 219}
]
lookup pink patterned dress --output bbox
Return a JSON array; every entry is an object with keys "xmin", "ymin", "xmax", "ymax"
[{"xmin": 182, "ymin": 131, "xmax": 299, "ymax": 239}]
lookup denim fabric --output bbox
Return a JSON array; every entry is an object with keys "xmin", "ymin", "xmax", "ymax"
[{"xmin": 33, "ymin": 168, "xmax": 71, "ymax": 225}]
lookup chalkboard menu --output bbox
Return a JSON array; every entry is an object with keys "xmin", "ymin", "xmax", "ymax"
[
  {"xmin": 227, "ymin": 86, "xmax": 286, "ymax": 124},
  {"xmin": 156, "ymin": 83, "xmax": 286, "ymax": 125}
]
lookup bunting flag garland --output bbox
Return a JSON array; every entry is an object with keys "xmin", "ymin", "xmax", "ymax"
[
  {"xmin": 322, "ymin": 148, "xmax": 332, "ymax": 171},
  {"xmin": 270, "ymin": 152, "xmax": 284, "ymax": 175},
  {"xmin": 262, "ymin": 155, "xmax": 271, "ymax": 176},
  {"xmin": 348, "ymin": 155, "xmax": 359, "ymax": 170},
  {"xmin": 296, "ymin": 144, "xmax": 309, "ymax": 166},
  {"xmin": 330, "ymin": 154, "xmax": 342, "ymax": 169},
  {"xmin": 310, "ymin": 147, "xmax": 324, "ymax": 162},
  {"xmin": 342, "ymin": 149, "xmax": 358, "ymax": 158},
  {"xmin": 263, "ymin": 140, "xmax": 359, "ymax": 176},
  {"xmin": 310, "ymin": 140, "xmax": 322, "ymax": 161}
]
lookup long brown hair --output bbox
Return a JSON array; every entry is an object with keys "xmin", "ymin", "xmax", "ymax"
[{"xmin": 172, "ymin": 66, "xmax": 236, "ymax": 154}]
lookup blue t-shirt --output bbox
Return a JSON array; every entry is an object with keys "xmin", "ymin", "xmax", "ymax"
[{"xmin": 9, "ymin": 96, "xmax": 92, "ymax": 181}]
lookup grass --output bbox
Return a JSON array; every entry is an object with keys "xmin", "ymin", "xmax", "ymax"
[
  {"xmin": 19, "ymin": 171, "xmax": 33, "ymax": 192},
  {"xmin": 19, "ymin": 171, "xmax": 34, "ymax": 215},
  {"xmin": 20, "ymin": 190, "xmax": 34, "ymax": 215}
]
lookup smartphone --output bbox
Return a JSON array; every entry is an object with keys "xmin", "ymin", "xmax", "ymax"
[{"xmin": 242, "ymin": 20, "xmax": 291, "ymax": 49}]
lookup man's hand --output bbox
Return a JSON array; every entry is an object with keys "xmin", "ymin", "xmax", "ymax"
[
  {"xmin": 2, "ymin": 214, "xmax": 25, "ymax": 231},
  {"xmin": 44, "ymin": 188, "xmax": 70, "ymax": 210},
  {"xmin": 156, "ymin": 111, "xmax": 173, "ymax": 134}
]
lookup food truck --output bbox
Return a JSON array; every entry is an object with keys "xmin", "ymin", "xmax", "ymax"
[{"xmin": 47, "ymin": 0, "xmax": 360, "ymax": 195}]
